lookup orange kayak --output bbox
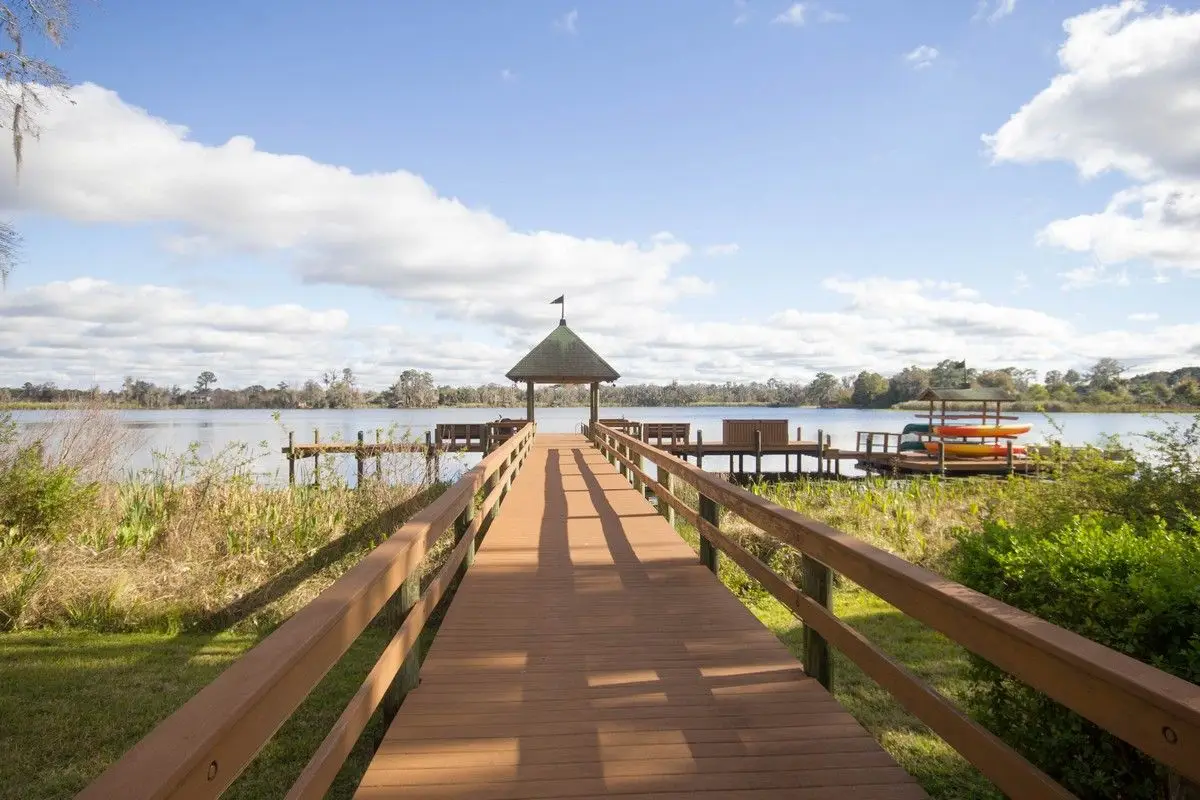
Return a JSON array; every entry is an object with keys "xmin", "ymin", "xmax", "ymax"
[
  {"xmin": 931, "ymin": 424, "xmax": 1031, "ymax": 438},
  {"xmin": 924, "ymin": 442, "xmax": 1026, "ymax": 458}
]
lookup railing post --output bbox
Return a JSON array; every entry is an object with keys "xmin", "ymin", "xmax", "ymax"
[
  {"xmin": 938, "ymin": 440, "xmax": 947, "ymax": 477},
  {"xmin": 356, "ymin": 430, "xmax": 365, "ymax": 489},
  {"xmin": 454, "ymin": 492, "xmax": 476, "ymax": 582},
  {"xmin": 287, "ymin": 431, "xmax": 295, "ymax": 487},
  {"xmin": 802, "ymin": 556, "xmax": 833, "ymax": 690},
  {"xmin": 1006, "ymin": 439, "xmax": 1014, "ymax": 476},
  {"xmin": 632, "ymin": 444, "xmax": 644, "ymax": 493},
  {"xmin": 657, "ymin": 463, "xmax": 675, "ymax": 526},
  {"xmin": 381, "ymin": 570, "xmax": 421, "ymax": 727},
  {"xmin": 698, "ymin": 493, "xmax": 719, "ymax": 573},
  {"xmin": 695, "ymin": 430, "xmax": 704, "ymax": 470}
]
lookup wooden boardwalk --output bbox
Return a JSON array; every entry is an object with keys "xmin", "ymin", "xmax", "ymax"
[{"xmin": 356, "ymin": 434, "xmax": 924, "ymax": 799}]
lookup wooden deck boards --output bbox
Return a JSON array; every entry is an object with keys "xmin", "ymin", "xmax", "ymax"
[{"xmin": 356, "ymin": 433, "xmax": 923, "ymax": 799}]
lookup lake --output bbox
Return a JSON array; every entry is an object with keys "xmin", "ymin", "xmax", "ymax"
[{"xmin": 9, "ymin": 406, "xmax": 1193, "ymax": 485}]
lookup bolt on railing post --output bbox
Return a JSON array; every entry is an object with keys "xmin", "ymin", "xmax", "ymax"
[
  {"xmin": 802, "ymin": 555, "xmax": 834, "ymax": 690},
  {"xmin": 698, "ymin": 493, "xmax": 719, "ymax": 573}
]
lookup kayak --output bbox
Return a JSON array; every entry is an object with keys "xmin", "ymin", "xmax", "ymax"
[
  {"xmin": 924, "ymin": 442, "xmax": 1027, "ymax": 458},
  {"xmin": 931, "ymin": 424, "xmax": 1031, "ymax": 438}
]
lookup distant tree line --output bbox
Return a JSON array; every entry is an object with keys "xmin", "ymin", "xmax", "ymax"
[{"xmin": 4, "ymin": 359, "xmax": 1200, "ymax": 410}]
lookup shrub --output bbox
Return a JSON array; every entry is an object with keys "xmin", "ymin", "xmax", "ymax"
[
  {"xmin": 0, "ymin": 444, "xmax": 98, "ymax": 541},
  {"xmin": 953, "ymin": 515, "xmax": 1200, "ymax": 798}
]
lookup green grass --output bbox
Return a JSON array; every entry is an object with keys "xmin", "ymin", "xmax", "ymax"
[{"xmin": 0, "ymin": 627, "xmax": 396, "ymax": 800}]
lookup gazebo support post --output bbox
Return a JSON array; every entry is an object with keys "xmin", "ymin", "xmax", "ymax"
[
  {"xmin": 526, "ymin": 381, "xmax": 535, "ymax": 423},
  {"xmin": 589, "ymin": 381, "xmax": 599, "ymax": 426}
]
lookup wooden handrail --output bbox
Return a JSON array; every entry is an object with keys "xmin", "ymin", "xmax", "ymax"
[
  {"xmin": 592, "ymin": 423, "xmax": 1200, "ymax": 794},
  {"xmin": 79, "ymin": 423, "xmax": 536, "ymax": 800}
]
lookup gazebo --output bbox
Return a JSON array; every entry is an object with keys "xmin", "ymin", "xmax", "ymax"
[{"xmin": 505, "ymin": 318, "xmax": 620, "ymax": 425}]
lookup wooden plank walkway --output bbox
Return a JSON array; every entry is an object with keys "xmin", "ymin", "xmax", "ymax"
[{"xmin": 356, "ymin": 434, "xmax": 924, "ymax": 799}]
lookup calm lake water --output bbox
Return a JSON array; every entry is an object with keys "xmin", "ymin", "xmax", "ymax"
[{"xmin": 10, "ymin": 406, "xmax": 1194, "ymax": 485}]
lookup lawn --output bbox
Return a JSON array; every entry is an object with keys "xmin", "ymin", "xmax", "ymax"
[{"xmin": 0, "ymin": 627, "xmax": 394, "ymax": 800}]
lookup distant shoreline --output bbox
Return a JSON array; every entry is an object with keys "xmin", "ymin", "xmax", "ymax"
[{"xmin": 4, "ymin": 401, "xmax": 1197, "ymax": 414}]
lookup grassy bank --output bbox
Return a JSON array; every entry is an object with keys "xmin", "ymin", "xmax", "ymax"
[{"xmin": 0, "ymin": 627, "xmax": 405, "ymax": 800}]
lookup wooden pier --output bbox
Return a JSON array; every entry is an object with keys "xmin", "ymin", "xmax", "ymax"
[{"xmin": 84, "ymin": 425, "xmax": 1200, "ymax": 800}]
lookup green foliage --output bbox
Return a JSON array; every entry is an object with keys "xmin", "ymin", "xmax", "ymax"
[
  {"xmin": 0, "ymin": 444, "xmax": 97, "ymax": 541},
  {"xmin": 953, "ymin": 516, "xmax": 1200, "ymax": 798}
]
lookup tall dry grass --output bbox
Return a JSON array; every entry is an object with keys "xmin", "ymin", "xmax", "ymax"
[{"xmin": 0, "ymin": 407, "xmax": 451, "ymax": 633}]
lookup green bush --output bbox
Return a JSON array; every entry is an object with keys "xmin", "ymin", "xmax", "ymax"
[
  {"xmin": 953, "ymin": 515, "xmax": 1200, "ymax": 798},
  {"xmin": 0, "ymin": 444, "xmax": 97, "ymax": 541}
]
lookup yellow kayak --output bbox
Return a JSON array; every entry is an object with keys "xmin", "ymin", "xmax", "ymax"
[
  {"xmin": 924, "ymin": 442, "xmax": 1026, "ymax": 458},
  {"xmin": 931, "ymin": 424, "xmax": 1031, "ymax": 438}
]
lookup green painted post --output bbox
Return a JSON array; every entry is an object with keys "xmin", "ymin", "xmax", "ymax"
[
  {"xmin": 454, "ymin": 495, "xmax": 476, "ymax": 581},
  {"xmin": 698, "ymin": 493, "xmax": 719, "ymax": 573},
  {"xmin": 382, "ymin": 572, "xmax": 421, "ymax": 724},
  {"xmin": 657, "ymin": 463, "xmax": 675, "ymax": 526},
  {"xmin": 802, "ymin": 555, "xmax": 834, "ymax": 690}
]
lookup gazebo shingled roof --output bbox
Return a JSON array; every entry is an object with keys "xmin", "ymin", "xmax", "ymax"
[
  {"xmin": 505, "ymin": 320, "xmax": 620, "ymax": 384},
  {"xmin": 919, "ymin": 387, "xmax": 1016, "ymax": 403}
]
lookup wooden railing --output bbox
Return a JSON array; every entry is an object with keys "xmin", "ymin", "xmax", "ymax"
[
  {"xmin": 590, "ymin": 423, "xmax": 1200, "ymax": 799},
  {"xmin": 79, "ymin": 423, "xmax": 536, "ymax": 800}
]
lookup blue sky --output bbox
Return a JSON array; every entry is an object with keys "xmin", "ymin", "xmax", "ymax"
[{"xmin": 2, "ymin": 0, "xmax": 1198, "ymax": 388}]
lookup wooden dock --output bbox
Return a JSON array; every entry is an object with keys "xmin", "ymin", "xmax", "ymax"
[
  {"xmin": 357, "ymin": 435, "xmax": 921, "ymax": 798},
  {"xmin": 81, "ymin": 425, "xmax": 1200, "ymax": 800}
]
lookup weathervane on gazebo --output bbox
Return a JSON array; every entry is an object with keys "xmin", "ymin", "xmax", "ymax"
[{"xmin": 505, "ymin": 296, "xmax": 618, "ymax": 425}]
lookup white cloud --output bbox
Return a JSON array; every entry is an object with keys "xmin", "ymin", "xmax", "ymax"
[
  {"xmin": 0, "ymin": 84, "xmax": 706, "ymax": 334},
  {"xmin": 703, "ymin": 243, "xmax": 740, "ymax": 256},
  {"xmin": 974, "ymin": 0, "xmax": 1016, "ymax": 23},
  {"xmin": 1059, "ymin": 262, "xmax": 1130, "ymax": 290},
  {"xmin": 1128, "ymin": 312, "xmax": 1159, "ymax": 322},
  {"xmin": 500, "ymin": 68, "xmax": 516, "ymax": 82},
  {"xmin": 734, "ymin": 0, "xmax": 750, "ymax": 25},
  {"xmin": 772, "ymin": 3, "xmax": 807, "ymax": 26},
  {"xmin": 4, "ymin": 274, "xmax": 1199, "ymax": 387},
  {"xmin": 820, "ymin": 9, "xmax": 849, "ymax": 23},
  {"xmin": 985, "ymin": 1, "xmax": 1200, "ymax": 276},
  {"xmin": 905, "ymin": 45, "xmax": 939, "ymax": 69},
  {"xmin": 1014, "ymin": 271, "xmax": 1031, "ymax": 292},
  {"xmin": 554, "ymin": 9, "xmax": 579, "ymax": 35}
]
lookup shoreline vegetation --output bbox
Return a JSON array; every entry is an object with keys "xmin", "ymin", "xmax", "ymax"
[
  {"xmin": 2, "ymin": 406, "xmax": 1199, "ymax": 798},
  {"xmin": 5, "ymin": 359, "xmax": 1200, "ymax": 413}
]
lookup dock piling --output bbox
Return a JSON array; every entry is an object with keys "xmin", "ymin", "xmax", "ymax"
[
  {"xmin": 816, "ymin": 429, "xmax": 825, "ymax": 477},
  {"xmin": 375, "ymin": 429, "xmax": 382, "ymax": 481},
  {"xmin": 695, "ymin": 430, "xmax": 704, "ymax": 469},
  {"xmin": 313, "ymin": 428, "xmax": 320, "ymax": 488},
  {"xmin": 754, "ymin": 429, "xmax": 762, "ymax": 479},
  {"xmin": 287, "ymin": 431, "xmax": 295, "ymax": 487},
  {"xmin": 356, "ymin": 431, "xmax": 364, "ymax": 489}
]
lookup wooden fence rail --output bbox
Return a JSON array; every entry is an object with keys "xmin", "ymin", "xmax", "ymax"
[
  {"xmin": 79, "ymin": 423, "xmax": 536, "ymax": 800},
  {"xmin": 590, "ymin": 423, "xmax": 1200, "ymax": 799}
]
